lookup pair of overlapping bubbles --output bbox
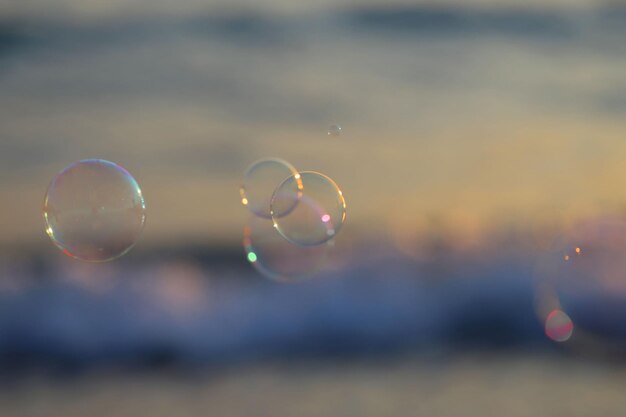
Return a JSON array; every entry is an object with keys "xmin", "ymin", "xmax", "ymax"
[
  {"xmin": 240, "ymin": 158, "xmax": 346, "ymax": 282},
  {"xmin": 534, "ymin": 218, "xmax": 626, "ymax": 356}
]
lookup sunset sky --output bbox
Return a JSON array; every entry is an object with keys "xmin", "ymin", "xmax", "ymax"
[{"xmin": 1, "ymin": 0, "xmax": 625, "ymax": 247}]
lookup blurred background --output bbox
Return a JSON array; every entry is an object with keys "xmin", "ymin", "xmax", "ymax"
[{"xmin": 1, "ymin": 0, "xmax": 626, "ymax": 415}]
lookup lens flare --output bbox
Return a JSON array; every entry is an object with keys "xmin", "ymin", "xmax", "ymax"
[
  {"xmin": 545, "ymin": 309, "xmax": 574, "ymax": 342},
  {"xmin": 534, "ymin": 218, "xmax": 626, "ymax": 355}
]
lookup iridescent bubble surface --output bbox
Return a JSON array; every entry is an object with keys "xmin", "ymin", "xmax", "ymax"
[
  {"xmin": 327, "ymin": 124, "xmax": 342, "ymax": 136},
  {"xmin": 43, "ymin": 159, "xmax": 146, "ymax": 262},
  {"xmin": 243, "ymin": 216, "xmax": 331, "ymax": 282},
  {"xmin": 545, "ymin": 309, "xmax": 574, "ymax": 342},
  {"xmin": 240, "ymin": 158, "xmax": 302, "ymax": 219},
  {"xmin": 271, "ymin": 171, "xmax": 346, "ymax": 246}
]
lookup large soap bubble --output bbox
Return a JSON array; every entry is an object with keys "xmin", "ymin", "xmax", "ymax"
[
  {"xmin": 240, "ymin": 158, "xmax": 302, "ymax": 219},
  {"xmin": 271, "ymin": 171, "xmax": 346, "ymax": 246},
  {"xmin": 43, "ymin": 159, "xmax": 146, "ymax": 262}
]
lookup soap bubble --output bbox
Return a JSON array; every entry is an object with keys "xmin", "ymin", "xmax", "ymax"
[
  {"xmin": 43, "ymin": 159, "xmax": 146, "ymax": 262},
  {"xmin": 240, "ymin": 158, "xmax": 302, "ymax": 219},
  {"xmin": 327, "ymin": 124, "xmax": 342, "ymax": 136},
  {"xmin": 271, "ymin": 171, "xmax": 346, "ymax": 246},
  {"xmin": 243, "ymin": 216, "xmax": 331, "ymax": 282}
]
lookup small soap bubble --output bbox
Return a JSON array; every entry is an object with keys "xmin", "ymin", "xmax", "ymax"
[
  {"xmin": 43, "ymin": 159, "xmax": 146, "ymax": 262},
  {"xmin": 240, "ymin": 158, "xmax": 302, "ymax": 219},
  {"xmin": 244, "ymin": 216, "xmax": 331, "ymax": 282},
  {"xmin": 271, "ymin": 171, "xmax": 346, "ymax": 246},
  {"xmin": 327, "ymin": 124, "xmax": 342, "ymax": 136}
]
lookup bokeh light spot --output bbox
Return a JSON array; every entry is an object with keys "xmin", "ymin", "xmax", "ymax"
[{"xmin": 545, "ymin": 309, "xmax": 574, "ymax": 342}]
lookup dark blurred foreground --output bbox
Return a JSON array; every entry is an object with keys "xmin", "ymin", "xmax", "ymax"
[
  {"xmin": 1, "ymin": 355, "xmax": 625, "ymax": 417},
  {"xmin": 0, "ymin": 233, "xmax": 625, "ymax": 415},
  {"xmin": 1, "ymin": 237, "xmax": 624, "ymax": 373}
]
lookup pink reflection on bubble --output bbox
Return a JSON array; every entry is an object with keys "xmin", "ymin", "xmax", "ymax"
[
  {"xmin": 321, "ymin": 214, "xmax": 331, "ymax": 223},
  {"xmin": 545, "ymin": 309, "xmax": 574, "ymax": 342}
]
